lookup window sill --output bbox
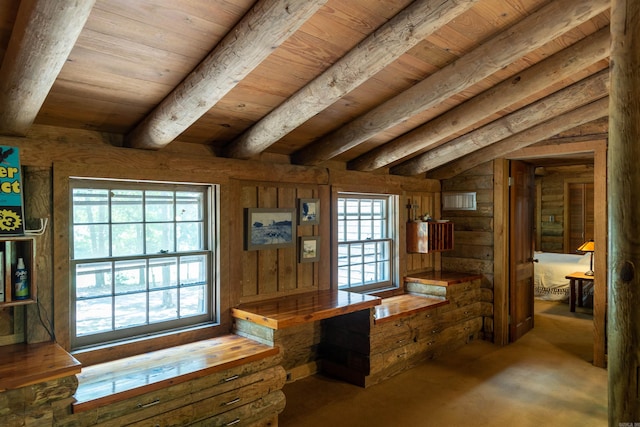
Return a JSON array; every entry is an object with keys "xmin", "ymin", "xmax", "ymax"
[{"xmin": 71, "ymin": 322, "xmax": 221, "ymax": 366}]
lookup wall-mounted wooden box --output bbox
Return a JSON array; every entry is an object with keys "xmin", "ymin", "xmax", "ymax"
[
  {"xmin": 0, "ymin": 236, "xmax": 36, "ymax": 307},
  {"xmin": 406, "ymin": 221, "xmax": 454, "ymax": 254}
]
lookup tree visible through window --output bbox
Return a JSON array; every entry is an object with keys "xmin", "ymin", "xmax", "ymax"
[
  {"xmin": 70, "ymin": 179, "xmax": 215, "ymax": 349},
  {"xmin": 336, "ymin": 193, "xmax": 395, "ymax": 292}
]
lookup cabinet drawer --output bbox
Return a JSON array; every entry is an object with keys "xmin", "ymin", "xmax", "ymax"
[
  {"xmin": 68, "ymin": 366, "xmax": 285, "ymax": 427},
  {"xmin": 187, "ymin": 390, "xmax": 286, "ymax": 427},
  {"xmin": 370, "ymin": 328, "xmax": 414, "ymax": 354},
  {"xmin": 127, "ymin": 379, "xmax": 286, "ymax": 427}
]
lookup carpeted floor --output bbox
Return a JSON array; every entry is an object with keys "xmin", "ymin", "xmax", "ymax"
[{"xmin": 279, "ymin": 300, "xmax": 606, "ymax": 427}]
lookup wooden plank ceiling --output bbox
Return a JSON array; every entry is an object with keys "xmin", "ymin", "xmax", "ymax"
[{"xmin": 0, "ymin": 0, "xmax": 609, "ymax": 178}]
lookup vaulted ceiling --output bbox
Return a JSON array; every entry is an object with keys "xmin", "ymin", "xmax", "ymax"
[{"xmin": 0, "ymin": 0, "xmax": 609, "ymax": 179}]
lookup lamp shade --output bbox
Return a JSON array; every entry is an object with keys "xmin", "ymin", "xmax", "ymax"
[
  {"xmin": 578, "ymin": 239, "xmax": 595, "ymax": 276},
  {"xmin": 578, "ymin": 240, "xmax": 595, "ymax": 252}
]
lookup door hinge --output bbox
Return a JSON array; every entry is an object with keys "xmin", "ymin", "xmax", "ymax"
[{"xmin": 508, "ymin": 176, "xmax": 513, "ymax": 186}]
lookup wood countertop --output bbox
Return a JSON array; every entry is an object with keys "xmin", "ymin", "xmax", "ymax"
[
  {"xmin": 404, "ymin": 271, "xmax": 483, "ymax": 286},
  {"xmin": 231, "ymin": 289, "xmax": 381, "ymax": 329},
  {"xmin": 0, "ymin": 341, "xmax": 81, "ymax": 391}
]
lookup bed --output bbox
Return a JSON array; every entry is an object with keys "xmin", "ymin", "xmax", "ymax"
[{"xmin": 533, "ymin": 251, "xmax": 594, "ymax": 306}]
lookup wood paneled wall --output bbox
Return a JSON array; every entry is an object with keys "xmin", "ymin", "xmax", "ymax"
[
  {"xmin": 232, "ymin": 182, "xmax": 329, "ymax": 304},
  {"xmin": 0, "ymin": 126, "xmax": 440, "ymax": 359},
  {"xmin": 535, "ymin": 164, "xmax": 595, "ymax": 252},
  {"xmin": 441, "ymin": 161, "xmax": 496, "ymax": 340},
  {"xmin": 404, "ymin": 191, "xmax": 439, "ymax": 274}
]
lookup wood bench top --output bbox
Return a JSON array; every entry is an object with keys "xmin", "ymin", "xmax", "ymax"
[
  {"xmin": 404, "ymin": 271, "xmax": 483, "ymax": 286},
  {"xmin": 231, "ymin": 289, "xmax": 381, "ymax": 329},
  {"xmin": 0, "ymin": 341, "xmax": 82, "ymax": 391},
  {"xmin": 72, "ymin": 334, "xmax": 279, "ymax": 413},
  {"xmin": 374, "ymin": 294, "xmax": 449, "ymax": 324}
]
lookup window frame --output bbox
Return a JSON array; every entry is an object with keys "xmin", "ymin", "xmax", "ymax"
[
  {"xmin": 68, "ymin": 177, "xmax": 219, "ymax": 351},
  {"xmin": 334, "ymin": 191, "xmax": 399, "ymax": 293}
]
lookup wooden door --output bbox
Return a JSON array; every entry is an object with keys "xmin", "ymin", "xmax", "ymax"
[{"xmin": 509, "ymin": 160, "xmax": 535, "ymax": 342}]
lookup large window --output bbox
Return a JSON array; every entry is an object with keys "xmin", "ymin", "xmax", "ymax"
[
  {"xmin": 336, "ymin": 193, "xmax": 396, "ymax": 292},
  {"xmin": 70, "ymin": 178, "xmax": 216, "ymax": 349}
]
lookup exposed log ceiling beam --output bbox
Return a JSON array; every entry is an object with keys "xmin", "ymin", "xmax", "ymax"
[
  {"xmin": 291, "ymin": 0, "xmax": 610, "ymax": 167},
  {"xmin": 424, "ymin": 96, "xmax": 609, "ymax": 180},
  {"xmin": 392, "ymin": 69, "xmax": 609, "ymax": 177},
  {"xmin": 0, "ymin": 0, "xmax": 96, "ymax": 136},
  {"xmin": 125, "ymin": 0, "xmax": 327, "ymax": 150},
  {"xmin": 222, "ymin": 0, "xmax": 479, "ymax": 160},
  {"xmin": 349, "ymin": 26, "xmax": 611, "ymax": 172}
]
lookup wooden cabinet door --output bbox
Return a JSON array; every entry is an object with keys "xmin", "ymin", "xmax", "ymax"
[{"xmin": 567, "ymin": 182, "xmax": 594, "ymax": 252}]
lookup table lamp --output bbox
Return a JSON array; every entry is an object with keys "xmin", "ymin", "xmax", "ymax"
[{"xmin": 577, "ymin": 239, "xmax": 595, "ymax": 276}]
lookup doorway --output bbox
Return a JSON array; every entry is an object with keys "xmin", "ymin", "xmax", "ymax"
[{"xmin": 495, "ymin": 140, "xmax": 607, "ymax": 367}]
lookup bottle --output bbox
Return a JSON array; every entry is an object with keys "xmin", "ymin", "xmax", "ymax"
[{"xmin": 13, "ymin": 257, "xmax": 29, "ymax": 300}]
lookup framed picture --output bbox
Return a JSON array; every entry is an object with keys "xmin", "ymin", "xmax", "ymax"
[
  {"xmin": 299, "ymin": 236, "xmax": 320, "ymax": 263},
  {"xmin": 299, "ymin": 198, "xmax": 320, "ymax": 225},
  {"xmin": 245, "ymin": 207, "xmax": 296, "ymax": 250}
]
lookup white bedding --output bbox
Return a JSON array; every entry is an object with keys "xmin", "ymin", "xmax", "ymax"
[{"xmin": 533, "ymin": 251, "xmax": 593, "ymax": 304}]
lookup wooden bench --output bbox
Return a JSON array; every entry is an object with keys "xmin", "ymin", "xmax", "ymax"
[
  {"xmin": 373, "ymin": 293, "xmax": 449, "ymax": 324},
  {"xmin": 62, "ymin": 335, "xmax": 286, "ymax": 426}
]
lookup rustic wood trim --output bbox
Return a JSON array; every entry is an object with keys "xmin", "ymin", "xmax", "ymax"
[
  {"xmin": 0, "ymin": 0, "xmax": 96, "ymax": 135},
  {"xmin": 535, "ymin": 180, "xmax": 542, "ymax": 251},
  {"xmin": 330, "ymin": 186, "xmax": 340, "ymax": 290},
  {"xmin": 592, "ymin": 141, "xmax": 607, "ymax": 369},
  {"xmin": 292, "ymin": 0, "xmax": 610, "ymax": 166},
  {"xmin": 229, "ymin": 178, "xmax": 245, "ymax": 306},
  {"xmin": 317, "ymin": 184, "xmax": 331, "ymax": 290},
  {"xmin": 224, "ymin": 0, "xmax": 478, "ymax": 159},
  {"xmin": 493, "ymin": 159, "xmax": 509, "ymax": 346},
  {"xmin": 350, "ymin": 25, "xmax": 610, "ymax": 172},
  {"xmin": 52, "ymin": 165, "xmax": 71, "ymax": 351},
  {"xmin": 3, "ymin": 128, "xmax": 330, "ymax": 184},
  {"xmin": 125, "ymin": 0, "xmax": 327, "ymax": 150}
]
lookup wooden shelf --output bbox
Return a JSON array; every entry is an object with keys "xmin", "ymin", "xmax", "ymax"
[
  {"xmin": 406, "ymin": 221, "xmax": 454, "ymax": 253},
  {"xmin": 0, "ymin": 236, "xmax": 36, "ymax": 307}
]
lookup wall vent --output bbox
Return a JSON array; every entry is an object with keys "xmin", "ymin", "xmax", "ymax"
[{"xmin": 442, "ymin": 192, "xmax": 477, "ymax": 211}]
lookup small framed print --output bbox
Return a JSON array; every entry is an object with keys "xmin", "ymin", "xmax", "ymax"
[
  {"xmin": 299, "ymin": 198, "xmax": 319, "ymax": 225},
  {"xmin": 299, "ymin": 236, "xmax": 320, "ymax": 263}
]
